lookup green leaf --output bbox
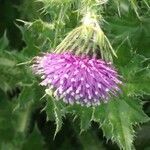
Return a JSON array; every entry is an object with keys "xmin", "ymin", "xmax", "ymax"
[
  {"xmin": 17, "ymin": 0, "xmax": 42, "ymax": 20},
  {"xmin": 0, "ymin": 31, "xmax": 9, "ymax": 50},
  {"xmin": 18, "ymin": 86, "xmax": 35, "ymax": 108},
  {"xmin": 44, "ymin": 98, "xmax": 54, "ymax": 121},
  {"xmin": 17, "ymin": 82, "xmax": 44, "ymax": 109},
  {"xmin": 79, "ymin": 108, "xmax": 93, "ymax": 132},
  {"xmin": 69, "ymin": 106, "xmax": 93, "ymax": 132},
  {"xmin": 93, "ymin": 97, "xmax": 149, "ymax": 150},
  {"xmin": 120, "ymin": 54, "xmax": 150, "ymax": 95},
  {"xmin": 106, "ymin": 15, "xmax": 150, "ymax": 57},
  {"xmin": 0, "ymin": 50, "xmax": 34, "ymax": 91},
  {"xmin": 17, "ymin": 20, "xmax": 54, "ymax": 57},
  {"xmin": 53, "ymin": 100, "xmax": 63, "ymax": 138},
  {"xmin": 65, "ymin": 105, "xmax": 93, "ymax": 132},
  {"xmin": 45, "ymin": 96, "xmax": 65, "ymax": 138}
]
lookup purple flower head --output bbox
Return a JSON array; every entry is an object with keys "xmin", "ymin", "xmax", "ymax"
[{"xmin": 32, "ymin": 52, "xmax": 122, "ymax": 106}]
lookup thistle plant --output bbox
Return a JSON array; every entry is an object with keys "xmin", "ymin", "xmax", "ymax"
[
  {"xmin": 0, "ymin": 0, "xmax": 150, "ymax": 150},
  {"xmin": 32, "ymin": 0, "xmax": 122, "ymax": 106}
]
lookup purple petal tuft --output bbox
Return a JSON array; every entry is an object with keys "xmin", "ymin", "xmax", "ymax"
[{"xmin": 32, "ymin": 52, "xmax": 122, "ymax": 106}]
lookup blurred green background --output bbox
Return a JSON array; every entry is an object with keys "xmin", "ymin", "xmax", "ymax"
[{"xmin": 0, "ymin": 0, "xmax": 150, "ymax": 150}]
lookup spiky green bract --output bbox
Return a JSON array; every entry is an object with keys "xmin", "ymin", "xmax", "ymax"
[{"xmin": 54, "ymin": 14, "xmax": 116, "ymax": 61}]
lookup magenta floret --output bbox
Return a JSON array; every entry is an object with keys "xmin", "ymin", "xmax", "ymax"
[{"xmin": 32, "ymin": 52, "xmax": 122, "ymax": 106}]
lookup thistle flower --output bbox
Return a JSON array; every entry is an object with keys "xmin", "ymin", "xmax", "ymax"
[{"xmin": 32, "ymin": 52, "xmax": 121, "ymax": 106}]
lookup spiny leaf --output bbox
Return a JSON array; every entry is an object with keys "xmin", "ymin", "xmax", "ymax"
[
  {"xmin": 0, "ymin": 50, "xmax": 34, "ymax": 91},
  {"xmin": 105, "ymin": 15, "xmax": 150, "ymax": 57},
  {"xmin": 53, "ymin": 100, "xmax": 63, "ymax": 138},
  {"xmin": 92, "ymin": 97, "xmax": 149, "ymax": 150},
  {"xmin": 17, "ymin": 0, "xmax": 42, "ymax": 20},
  {"xmin": 79, "ymin": 108, "xmax": 93, "ymax": 132},
  {"xmin": 44, "ymin": 98, "xmax": 54, "ymax": 121},
  {"xmin": 17, "ymin": 82, "xmax": 44, "ymax": 109},
  {"xmin": 65, "ymin": 105, "xmax": 93, "ymax": 132},
  {"xmin": 17, "ymin": 86, "xmax": 35, "ymax": 108},
  {"xmin": 17, "ymin": 20, "xmax": 54, "ymax": 57},
  {"xmin": 120, "ymin": 54, "xmax": 150, "ymax": 95},
  {"xmin": 45, "ymin": 96, "xmax": 65, "ymax": 138}
]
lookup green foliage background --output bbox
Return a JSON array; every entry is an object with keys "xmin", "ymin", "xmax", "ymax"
[{"xmin": 0, "ymin": 0, "xmax": 150, "ymax": 150}]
